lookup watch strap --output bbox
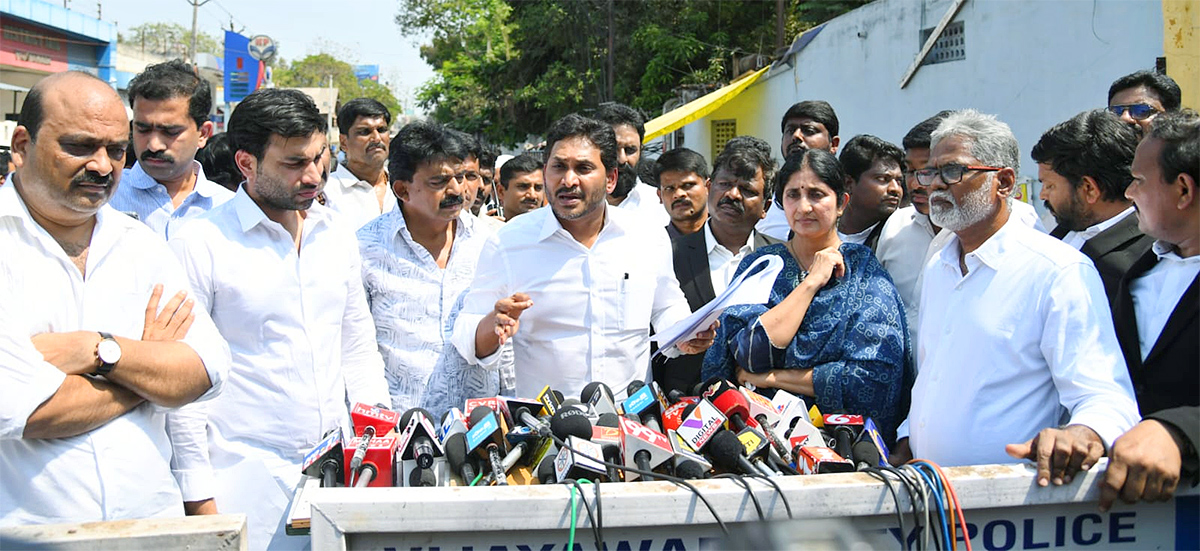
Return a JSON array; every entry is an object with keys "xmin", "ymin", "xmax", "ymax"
[{"xmin": 96, "ymin": 331, "xmax": 117, "ymax": 375}]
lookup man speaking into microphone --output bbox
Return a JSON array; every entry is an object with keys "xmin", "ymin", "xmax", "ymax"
[{"xmin": 451, "ymin": 113, "xmax": 716, "ymax": 400}]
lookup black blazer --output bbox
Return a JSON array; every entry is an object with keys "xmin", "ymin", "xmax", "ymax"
[
  {"xmin": 1051, "ymin": 213, "xmax": 1152, "ymax": 309},
  {"xmin": 652, "ymin": 227, "xmax": 781, "ymax": 394},
  {"xmin": 1112, "ymin": 248, "xmax": 1199, "ymax": 419}
]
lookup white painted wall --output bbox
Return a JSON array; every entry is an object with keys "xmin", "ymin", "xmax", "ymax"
[{"xmin": 680, "ymin": 0, "xmax": 1163, "ymax": 215}]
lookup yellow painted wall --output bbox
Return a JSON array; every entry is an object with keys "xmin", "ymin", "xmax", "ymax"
[
  {"xmin": 1164, "ymin": 0, "xmax": 1199, "ymax": 109},
  {"xmin": 698, "ymin": 77, "xmax": 774, "ymax": 161}
]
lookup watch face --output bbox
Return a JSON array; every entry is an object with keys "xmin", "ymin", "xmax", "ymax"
[{"xmin": 98, "ymin": 339, "xmax": 122, "ymax": 364}]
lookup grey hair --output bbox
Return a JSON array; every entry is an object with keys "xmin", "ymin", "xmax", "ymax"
[{"xmin": 930, "ymin": 109, "xmax": 1021, "ymax": 173}]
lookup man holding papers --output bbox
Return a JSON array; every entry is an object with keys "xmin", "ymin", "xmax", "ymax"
[{"xmin": 451, "ymin": 114, "xmax": 716, "ymax": 399}]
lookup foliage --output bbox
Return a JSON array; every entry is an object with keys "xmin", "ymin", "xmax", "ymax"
[
  {"xmin": 120, "ymin": 22, "xmax": 223, "ymax": 58},
  {"xmin": 272, "ymin": 53, "xmax": 403, "ymax": 123},
  {"xmin": 397, "ymin": 0, "xmax": 869, "ymax": 146}
]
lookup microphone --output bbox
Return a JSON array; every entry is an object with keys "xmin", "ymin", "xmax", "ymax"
[
  {"xmin": 795, "ymin": 444, "xmax": 854, "ymax": 474},
  {"xmin": 668, "ymin": 428, "xmax": 712, "ymax": 477},
  {"xmin": 499, "ymin": 396, "xmax": 545, "ymax": 429},
  {"xmin": 343, "ymin": 434, "xmax": 398, "ymax": 487},
  {"xmin": 623, "ymin": 380, "xmax": 666, "ymax": 433},
  {"xmin": 348, "ymin": 425, "xmax": 377, "ymax": 481},
  {"xmin": 741, "ymin": 387, "xmax": 793, "ymax": 465},
  {"xmin": 444, "ymin": 432, "xmax": 477, "ymax": 485},
  {"xmin": 535, "ymin": 385, "xmax": 564, "ymax": 417},
  {"xmin": 301, "ymin": 428, "xmax": 344, "ymax": 487},
  {"xmin": 733, "ymin": 425, "xmax": 780, "ymax": 476},
  {"xmin": 823, "ymin": 414, "xmax": 864, "ymax": 460},
  {"xmin": 513, "ymin": 406, "xmax": 552, "ymax": 436},
  {"xmin": 553, "ymin": 435, "xmax": 606, "ymax": 482},
  {"xmin": 350, "ymin": 402, "xmax": 400, "ymax": 437},
  {"xmin": 549, "ymin": 407, "xmax": 593, "ymax": 443},
  {"xmin": 581, "ymin": 382, "xmax": 620, "ymax": 417},
  {"xmin": 437, "ymin": 407, "xmax": 468, "ymax": 444},
  {"xmin": 705, "ymin": 430, "xmax": 758, "ymax": 475},
  {"xmin": 397, "ymin": 408, "xmax": 444, "ymax": 471},
  {"xmin": 852, "ymin": 441, "xmax": 881, "ymax": 472},
  {"xmin": 675, "ymin": 398, "xmax": 727, "ymax": 453},
  {"xmin": 409, "ymin": 466, "xmax": 437, "ymax": 487},
  {"xmin": 857, "ymin": 418, "xmax": 891, "ymax": 468},
  {"xmin": 661, "ymin": 397, "xmax": 698, "ymax": 432},
  {"xmin": 594, "ymin": 413, "xmax": 623, "ymax": 482},
  {"xmin": 704, "ymin": 380, "xmax": 755, "ymax": 432},
  {"xmin": 537, "ymin": 453, "xmax": 558, "ymax": 484},
  {"xmin": 467, "ymin": 405, "xmax": 508, "ymax": 486},
  {"xmin": 618, "ymin": 416, "xmax": 673, "ymax": 481}
]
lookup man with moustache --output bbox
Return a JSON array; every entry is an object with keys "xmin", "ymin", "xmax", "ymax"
[
  {"xmin": 655, "ymin": 147, "xmax": 710, "ymax": 240},
  {"xmin": 451, "ymin": 114, "xmax": 714, "ymax": 399},
  {"xmin": 358, "ymin": 121, "xmax": 497, "ymax": 412},
  {"xmin": 1108, "ymin": 70, "xmax": 1182, "ymax": 136},
  {"xmin": 891, "ymin": 110, "xmax": 1139, "ymax": 483},
  {"xmin": 1033, "ymin": 109, "xmax": 1151, "ymax": 306},
  {"xmin": 1, "ymin": 71, "xmax": 229, "ymax": 525},
  {"xmin": 655, "ymin": 137, "xmax": 781, "ymax": 393},
  {"xmin": 758, "ymin": 100, "xmax": 840, "ymax": 241},
  {"xmin": 323, "ymin": 98, "xmax": 395, "ymax": 229},
  {"xmin": 497, "ymin": 152, "xmax": 545, "ymax": 220},
  {"xmin": 110, "ymin": 59, "xmax": 233, "ymax": 238},
  {"xmin": 837, "ymin": 135, "xmax": 905, "ymax": 252},
  {"xmin": 595, "ymin": 102, "xmax": 670, "ymax": 226},
  {"xmin": 168, "ymin": 88, "xmax": 388, "ymax": 549}
]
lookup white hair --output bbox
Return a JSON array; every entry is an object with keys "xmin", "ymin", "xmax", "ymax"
[{"xmin": 930, "ymin": 109, "xmax": 1021, "ymax": 174}]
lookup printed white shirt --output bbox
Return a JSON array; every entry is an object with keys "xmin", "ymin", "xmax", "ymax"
[
  {"xmin": 322, "ymin": 164, "xmax": 396, "ymax": 230},
  {"xmin": 169, "ymin": 188, "xmax": 387, "ymax": 549},
  {"xmin": 110, "ymin": 161, "xmax": 234, "ymax": 239},
  {"xmin": 615, "ymin": 179, "xmax": 670, "ymax": 227},
  {"xmin": 0, "ymin": 183, "xmax": 229, "ymax": 526},
  {"xmin": 901, "ymin": 216, "xmax": 1139, "ymax": 466},
  {"xmin": 1061, "ymin": 207, "xmax": 1136, "ymax": 250},
  {"xmin": 704, "ymin": 221, "xmax": 754, "ymax": 296},
  {"xmin": 357, "ymin": 207, "xmax": 494, "ymax": 412},
  {"xmin": 1130, "ymin": 241, "xmax": 1200, "ymax": 362},
  {"xmin": 451, "ymin": 204, "xmax": 692, "ymax": 400}
]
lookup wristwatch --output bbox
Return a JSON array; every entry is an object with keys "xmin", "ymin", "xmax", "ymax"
[{"xmin": 96, "ymin": 331, "xmax": 121, "ymax": 376}]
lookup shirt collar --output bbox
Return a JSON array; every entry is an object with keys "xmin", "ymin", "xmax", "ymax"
[
  {"xmin": 392, "ymin": 204, "xmax": 478, "ymax": 241},
  {"xmin": 1068, "ymin": 206, "xmax": 1136, "ymax": 241},
  {"xmin": 536, "ymin": 202, "xmax": 618, "ymax": 243},
  {"xmin": 231, "ymin": 186, "xmax": 271, "ymax": 233},
  {"xmin": 0, "ymin": 178, "xmax": 132, "ymax": 261},
  {"xmin": 703, "ymin": 220, "xmax": 753, "ymax": 255},
  {"xmin": 128, "ymin": 160, "xmax": 213, "ymax": 194},
  {"xmin": 1151, "ymin": 240, "xmax": 1200, "ymax": 263},
  {"xmin": 331, "ymin": 164, "xmax": 365, "ymax": 189},
  {"xmin": 937, "ymin": 213, "xmax": 1021, "ymax": 272}
]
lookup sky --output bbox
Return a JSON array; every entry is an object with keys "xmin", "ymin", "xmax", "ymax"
[{"xmin": 90, "ymin": 0, "xmax": 435, "ymax": 112}]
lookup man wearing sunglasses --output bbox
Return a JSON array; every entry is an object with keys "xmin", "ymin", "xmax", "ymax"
[
  {"xmin": 1108, "ymin": 70, "xmax": 1181, "ymax": 135},
  {"xmin": 891, "ymin": 110, "xmax": 1139, "ymax": 488}
]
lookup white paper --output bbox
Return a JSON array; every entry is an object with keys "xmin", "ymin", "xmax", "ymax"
[{"xmin": 652, "ymin": 254, "xmax": 784, "ymax": 356}]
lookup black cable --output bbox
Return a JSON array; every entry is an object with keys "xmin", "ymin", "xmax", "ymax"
[
  {"xmin": 863, "ymin": 467, "xmax": 906, "ymax": 549},
  {"xmin": 593, "ymin": 477, "xmax": 604, "ymax": 547},
  {"xmin": 714, "ymin": 473, "xmax": 764, "ymax": 521},
  {"xmin": 882, "ymin": 465, "xmax": 925, "ymax": 550},
  {"xmin": 565, "ymin": 479, "xmax": 602, "ymax": 549},
  {"xmin": 742, "ymin": 472, "xmax": 793, "ymax": 519}
]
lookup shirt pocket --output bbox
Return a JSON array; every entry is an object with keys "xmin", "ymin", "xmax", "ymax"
[{"xmin": 618, "ymin": 272, "xmax": 655, "ymax": 332}]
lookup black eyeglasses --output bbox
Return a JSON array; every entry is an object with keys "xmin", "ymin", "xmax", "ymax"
[
  {"xmin": 1108, "ymin": 103, "xmax": 1159, "ymax": 121},
  {"xmin": 914, "ymin": 163, "xmax": 1003, "ymax": 187}
]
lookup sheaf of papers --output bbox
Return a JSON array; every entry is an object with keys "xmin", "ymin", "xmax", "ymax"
[{"xmin": 652, "ymin": 254, "xmax": 783, "ymax": 357}]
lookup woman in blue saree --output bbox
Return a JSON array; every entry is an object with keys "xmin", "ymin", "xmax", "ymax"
[{"xmin": 701, "ymin": 149, "xmax": 913, "ymax": 443}]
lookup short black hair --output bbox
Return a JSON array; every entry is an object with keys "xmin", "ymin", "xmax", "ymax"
[
  {"xmin": 1031, "ymin": 109, "xmax": 1140, "ymax": 202},
  {"xmin": 714, "ymin": 136, "xmax": 778, "ymax": 201},
  {"xmin": 0, "ymin": 149, "xmax": 11, "ymax": 170},
  {"xmin": 195, "ymin": 132, "xmax": 242, "ymax": 191},
  {"xmin": 455, "ymin": 130, "xmax": 484, "ymax": 160},
  {"xmin": 593, "ymin": 102, "xmax": 645, "ymax": 142},
  {"xmin": 227, "ymin": 88, "xmax": 327, "ymax": 161},
  {"xmin": 1108, "ymin": 70, "xmax": 1182, "ymax": 111},
  {"xmin": 653, "ymin": 148, "xmax": 709, "ymax": 182},
  {"xmin": 127, "ymin": 59, "xmax": 212, "ymax": 128},
  {"xmin": 839, "ymin": 134, "xmax": 905, "ymax": 182},
  {"xmin": 18, "ymin": 71, "xmax": 108, "ymax": 141},
  {"xmin": 499, "ymin": 152, "xmax": 544, "ymax": 188},
  {"xmin": 1148, "ymin": 108, "xmax": 1199, "ymax": 189},
  {"xmin": 478, "ymin": 142, "xmax": 499, "ymax": 173},
  {"xmin": 543, "ymin": 113, "xmax": 618, "ymax": 173},
  {"xmin": 780, "ymin": 100, "xmax": 839, "ymax": 138},
  {"xmin": 388, "ymin": 120, "xmax": 468, "ymax": 183},
  {"xmin": 902, "ymin": 110, "xmax": 955, "ymax": 150},
  {"xmin": 336, "ymin": 98, "xmax": 391, "ymax": 135},
  {"xmin": 775, "ymin": 149, "xmax": 847, "ymax": 206}
]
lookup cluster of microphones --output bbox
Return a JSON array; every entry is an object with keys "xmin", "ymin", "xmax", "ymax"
[{"xmin": 300, "ymin": 377, "xmax": 893, "ymax": 488}]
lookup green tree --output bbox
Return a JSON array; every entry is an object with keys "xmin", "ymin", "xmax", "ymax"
[
  {"xmin": 273, "ymin": 53, "xmax": 403, "ymax": 123},
  {"xmin": 120, "ymin": 22, "xmax": 223, "ymax": 58}
]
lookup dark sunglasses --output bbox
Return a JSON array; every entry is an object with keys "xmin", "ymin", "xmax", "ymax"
[{"xmin": 1108, "ymin": 103, "xmax": 1159, "ymax": 121}]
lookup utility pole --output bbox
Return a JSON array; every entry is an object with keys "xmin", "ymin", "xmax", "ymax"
[
  {"xmin": 775, "ymin": 0, "xmax": 786, "ymax": 54},
  {"xmin": 605, "ymin": 0, "xmax": 614, "ymax": 102},
  {"xmin": 187, "ymin": 0, "xmax": 211, "ymax": 65}
]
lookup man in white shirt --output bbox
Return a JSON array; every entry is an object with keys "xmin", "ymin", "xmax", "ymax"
[
  {"xmin": 595, "ymin": 102, "xmax": 669, "ymax": 227},
  {"xmin": 458, "ymin": 132, "xmax": 507, "ymax": 232},
  {"xmin": 323, "ymin": 98, "xmax": 396, "ymax": 229},
  {"xmin": 758, "ymin": 100, "xmax": 840, "ymax": 241},
  {"xmin": 109, "ymin": 59, "xmax": 233, "ymax": 239},
  {"xmin": 1102, "ymin": 109, "xmax": 1199, "ymax": 511},
  {"xmin": 451, "ymin": 114, "xmax": 715, "ymax": 400},
  {"xmin": 836, "ymin": 134, "xmax": 904, "ymax": 252},
  {"xmin": 1033, "ymin": 109, "xmax": 1152, "ymax": 307},
  {"xmin": 656, "ymin": 136, "xmax": 780, "ymax": 394},
  {"xmin": 892, "ymin": 110, "xmax": 1139, "ymax": 484},
  {"xmin": 358, "ymin": 121, "xmax": 496, "ymax": 414},
  {"xmin": 1, "ymin": 71, "xmax": 229, "ymax": 526},
  {"xmin": 497, "ymin": 152, "xmax": 546, "ymax": 221},
  {"xmin": 169, "ymin": 89, "xmax": 388, "ymax": 549}
]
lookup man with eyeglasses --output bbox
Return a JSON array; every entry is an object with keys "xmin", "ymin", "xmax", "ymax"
[
  {"xmin": 1108, "ymin": 70, "xmax": 1182, "ymax": 135},
  {"xmin": 324, "ymin": 98, "xmax": 395, "ymax": 229},
  {"xmin": 1033, "ymin": 109, "xmax": 1151, "ymax": 308},
  {"xmin": 891, "ymin": 110, "xmax": 1139, "ymax": 487},
  {"xmin": 358, "ymin": 121, "xmax": 500, "ymax": 412}
]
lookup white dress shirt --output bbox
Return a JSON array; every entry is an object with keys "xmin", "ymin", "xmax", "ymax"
[
  {"xmin": 451, "ymin": 204, "xmax": 692, "ymax": 400},
  {"xmin": 704, "ymin": 222, "xmax": 754, "ymax": 296},
  {"xmin": 615, "ymin": 180, "xmax": 671, "ymax": 227},
  {"xmin": 322, "ymin": 164, "xmax": 397, "ymax": 230},
  {"xmin": 169, "ymin": 188, "xmax": 388, "ymax": 549},
  {"xmin": 357, "ymin": 207, "xmax": 493, "ymax": 412},
  {"xmin": 1130, "ymin": 241, "xmax": 1200, "ymax": 362},
  {"xmin": 875, "ymin": 206, "xmax": 939, "ymax": 339},
  {"xmin": 755, "ymin": 204, "xmax": 790, "ymax": 242},
  {"xmin": 1061, "ymin": 207, "xmax": 1135, "ymax": 250},
  {"xmin": 110, "ymin": 161, "xmax": 234, "ymax": 239},
  {"xmin": 837, "ymin": 222, "xmax": 879, "ymax": 246},
  {"xmin": 0, "ymin": 183, "xmax": 229, "ymax": 526},
  {"xmin": 901, "ymin": 216, "xmax": 1139, "ymax": 466}
]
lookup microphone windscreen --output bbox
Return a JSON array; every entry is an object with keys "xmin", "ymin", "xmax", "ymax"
[
  {"xmin": 596, "ymin": 413, "xmax": 620, "ymax": 428},
  {"xmin": 400, "ymin": 407, "xmax": 433, "ymax": 428},
  {"xmin": 552, "ymin": 390, "xmax": 565, "ymax": 403},
  {"xmin": 537, "ymin": 455, "xmax": 557, "ymax": 484},
  {"xmin": 468, "ymin": 405, "xmax": 494, "ymax": 428},
  {"xmin": 852, "ymin": 440, "xmax": 881, "ymax": 468},
  {"xmin": 706, "ymin": 430, "xmax": 744, "ymax": 471},
  {"xmin": 550, "ymin": 409, "xmax": 593, "ymax": 441},
  {"xmin": 581, "ymin": 381, "xmax": 612, "ymax": 403},
  {"xmin": 676, "ymin": 459, "xmax": 708, "ymax": 480},
  {"xmin": 626, "ymin": 380, "xmax": 646, "ymax": 396},
  {"xmin": 409, "ymin": 467, "xmax": 437, "ymax": 487},
  {"xmin": 445, "ymin": 432, "xmax": 469, "ymax": 470}
]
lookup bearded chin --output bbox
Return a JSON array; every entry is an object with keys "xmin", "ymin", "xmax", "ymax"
[{"xmin": 611, "ymin": 165, "xmax": 637, "ymax": 200}]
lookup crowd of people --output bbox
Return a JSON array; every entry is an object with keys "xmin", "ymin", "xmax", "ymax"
[{"xmin": 0, "ymin": 57, "xmax": 1195, "ymax": 551}]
